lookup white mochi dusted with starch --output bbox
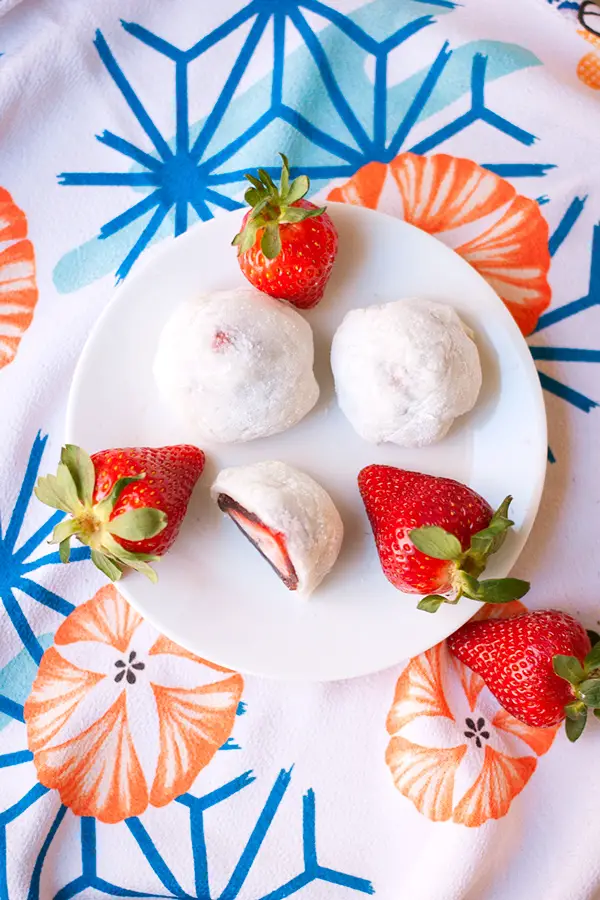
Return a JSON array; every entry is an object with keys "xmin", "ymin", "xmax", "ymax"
[
  {"xmin": 211, "ymin": 461, "xmax": 343, "ymax": 597},
  {"xmin": 331, "ymin": 298, "xmax": 482, "ymax": 447},
  {"xmin": 154, "ymin": 288, "xmax": 319, "ymax": 443}
]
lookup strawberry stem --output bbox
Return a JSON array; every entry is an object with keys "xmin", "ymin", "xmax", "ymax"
[
  {"xmin": 34, "ymin": 445, "xmax": 167, "ymax": 583},
  {"xmin": 553, "ymin": 643, "xmax": 600, "ymax": 741},
  {"xmin": 232, "ymin": 153, "xmax": 326, "ymax": 259},
  {"xmin": 412, "ymin": 496, "xmax": 531, "ymax": 613}
]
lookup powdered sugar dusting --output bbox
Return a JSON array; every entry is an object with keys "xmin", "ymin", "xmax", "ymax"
[
  {"xmin": 331, "ymin": 297, "xmax": 482, "ymax": 447},
  {"xmin": 153, "ymin": 287, "xmax": 319, "ymax": 443}
]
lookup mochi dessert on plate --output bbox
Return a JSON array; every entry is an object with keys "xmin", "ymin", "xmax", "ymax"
[
  {"xmin": 154, "ymin": 287, "xmax": 319, "ymax": 443},
  {"xmin": 211, "ymin": 461, "xmax": 343, "ymax": 597},
  {"xmin": 331, "ymin": 297, "xmax": 482, "ymax": 448}
]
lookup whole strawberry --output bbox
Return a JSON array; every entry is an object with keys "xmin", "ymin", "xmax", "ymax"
[
  {"xmin": 35, "ymin": 444, "xmax": 205, "ymax": 582},
  {"xmin": 358, "ymin": 465, "xmax": 529, "ymax": 612},
  {"xmin": 448, "ymin": 609, "xmax": 600, "ymax": 741},
  {"xmin": 232, "ymin": 153, "xmax": 338, "ymax": 310}
]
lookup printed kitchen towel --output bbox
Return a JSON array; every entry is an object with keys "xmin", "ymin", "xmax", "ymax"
[{"xmin": 1, "ymin": 0, "xmax": 600, "ymax": 897}]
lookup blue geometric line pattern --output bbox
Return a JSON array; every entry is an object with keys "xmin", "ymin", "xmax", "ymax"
[
  {"xmin": 529, "ymin": 204, "xmax": 600, "ymax": 420},
  {"xmin": 548, "ymin": 196, "xmax": 587, "ymax": 257},
  {"xmin": 0, "ymin": 433, "xmax": 90, "ymax": 665},
  {"xmin": 3, "ymin": 4, "xmax": 595, "ymax": 891},
  {"xmin": 57, "ymin": 1, "xmax": 548, "ymax": 281},
  {"xmin": 0, "ymin": 763, "xmax": 373, "ymax": 900},
  {"xmin": 0, "ymin": 750, "xmax": 32, "ymax": 768},
  {"xmin": 0, "ymin": 438, "xmax": 370, "ymax": 898},
  {"xmin": 0, "ymin": 695, "xmax": 24, "ymax": 723},
  {"xmin": 408, "ymin": 52, "xmax": 537, "ymax": 155},
  {"xmin": 52, "ymin": 0, "xmax": 598, "ymax": 427}
]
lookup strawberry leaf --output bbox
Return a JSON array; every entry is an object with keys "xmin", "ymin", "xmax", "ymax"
[
  {"xmin": 239, "ymin": 218, "xmax": 260, "ymax": 254},
  {"xmin": 280, "ymin": 206, "xmax": 325, "ymax": 224},
  {"xmin": 50, "ymin": 518, "xmax": 81, "ymax": 545},
  {"xmin": 286, "ymin": 175, "xmax": 309, "ymax": 204},
  {"xmin": 455, "ymin": 571, "xmax": 482, "ymax": 599},
  {"xmin": 34, "ymin": 475, "xmax": 73, "ymax": 512},
  {"xmin": 102, "ymin": 534, "xmax": 160, "ymax": 563},
  {"xmin": 122, "ymin": 558, "xmax": 159, "ymax": 583},
  {"xmin": 257, "ymin": 168, "xmax": 276, "ymax": 193},
  {"xmin": 98, "ymin": 474, "xmax": 145, "ymax": 516},
  {"xmin": 247, "ymin": 196, "xmax": 271, "ymax": 221},
  {"xmin": 578, "ymin": 678, "xmax": 600, "ymax": 708},
  {"xmin": 565, "ymin": 700, "xmax": 586, "ymax": 720},
  {"xmin": 474, "ymin": 578, "xmax": 530, "ymax": 604},
  {"xmin": 261, "ymin": 224, "xmax": 282, "ymax": 260},
  {"xmin": 91, "ymin": 550, "xmax": 123, "ymax": 582},
  {"xmin": 244, "ymin": 173, "xmax": 263, "ymax": 192},
  {"xmin": 56, "ymin": 463, "xmax": 81, "ymax": 511},
  {"xmin": 102, "ymin": 535, "xmax": 159, "ymax": 582},
  {"xmin": 244, "ymin": 187, "xmax": 262, "ymax": 207},
  {"xmin": 409, "ymin": 526, "xmax": 462, "ymax": 561},
  {"xmin": 60, "ymin": 444, "xmax": 95, "ymax": 506},
  {"xmin": 566, "ymin": 708, "xmax": 587, "ymax": 742},
  {"xmin": 468, "ymin": 496, "xmax": 513, "ymax": 559},
  {"xmin": 108, "ymin": 508, "xmax": 167, "ymax": 542},
  {"xmin": 553, "ymin": 654, "xmax": 585, "ymax": 686},
  {"xmin": 417, "ymin": 595, "xmax": 446, "ymax": 613},
  {"xmin": 279, "ymin": 153, "xmax": 290, "ymax": 198},
  {"xmin": 59, "ymin": 538, "xmax": 71, "ymax": 564},
  {"xmin": 490, "ymin": 495, "xmax": 513, "ymax": 525},
  {"xmin": 584, "ymin": 641, "xmax": 600, "ymax": 671}
]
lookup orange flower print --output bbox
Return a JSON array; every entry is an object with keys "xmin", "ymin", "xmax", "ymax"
[
  {"xmin": 328, "ymin": 153, "xmax": 551, "ymax": 336},
  {"xmin": 385, "ymin": 602, "xmax": 558, "ymax": 828},
  {"xmin": 577, "ymin": 30, "xmax": 600, "ymax": 90},
  {"xmin": 24, "ymin": 585, "xmax": 243, "ymax": 824},
  {"xmin": 0, "ymin": 187, "xmax": 38, "ymax": 369}
]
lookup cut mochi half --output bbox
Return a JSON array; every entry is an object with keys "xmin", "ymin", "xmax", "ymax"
[{"xmin": 211, "ymin": 461, "xmax": 343, "ymax": 597}]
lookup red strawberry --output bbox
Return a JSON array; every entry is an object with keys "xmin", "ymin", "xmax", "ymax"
[
  {"xmin": 232, "ymin": 153, "xmax": 338, "ymax": 310},
  {"xmin": 448, "ymin": 609, "xmax": 600, "ymax": 741},
  {"xmin": 358, "ymin": 465, "xmax": 529, "ymax": 612},
  {"xmin": 35, "ymin": 444, "xmax": 205, "ymax": 582}
]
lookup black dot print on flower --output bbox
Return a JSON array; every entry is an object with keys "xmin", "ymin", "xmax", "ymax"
[{"xmin": 464, "ymin": 716, "xmax": 491, "ymax": 749}]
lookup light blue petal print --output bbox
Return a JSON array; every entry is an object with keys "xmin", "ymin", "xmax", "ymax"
[
  {"xmin": 53, "ymin": 204, "xmax": 176, "ymax": 293},
  {"xmin": 0, "ymin": 634, "xmax": 53, "ymax": 731}
]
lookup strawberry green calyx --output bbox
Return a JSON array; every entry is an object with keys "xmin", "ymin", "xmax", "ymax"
[
  {"xmin": 554, "ymin": 641, "xmax": 600, "ymax": 741},
  {"xmin": 34, "ymin": 444, "xmax": 167, "ymax": 583},
  {"xmin": 410, "ymin": 496, "xmax": 530, "ymax": 613},
  {"xmin": 232, "ymin": 153, "xmax": 326, "ymax": 260}
]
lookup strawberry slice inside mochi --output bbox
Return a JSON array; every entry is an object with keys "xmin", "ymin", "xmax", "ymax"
[{"xmin": 217, "ymin": 494, "xmax": 298, "ymax": 590}]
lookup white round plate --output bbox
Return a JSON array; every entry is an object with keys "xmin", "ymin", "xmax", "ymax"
[{"xmin": 67, "ymin": 203, "xmax": 546, "ymax": 681}]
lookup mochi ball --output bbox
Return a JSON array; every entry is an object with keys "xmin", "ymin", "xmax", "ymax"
[
  {"xmin": 331, "ymin": 298, "xmax": 482, "ymax": 447},
  {"xmin": 212, "ymin": 461, "xmax": 343, "ymax": 596},
  {"xmin": 154, "ymin": 287, "xmax": 319, "ymax": 443}
]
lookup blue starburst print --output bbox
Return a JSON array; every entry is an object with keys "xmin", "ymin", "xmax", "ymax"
[
  {"xmin": 55, "ymin": 0, "xmax": 545, "ymax": 285},
  {"xmin": 50, "ymin": 1, "xmax": 600, "ymax": 433},
  {"xmin": 54, "ymin": 0, "xmax": 599, "ymax": 426}
]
